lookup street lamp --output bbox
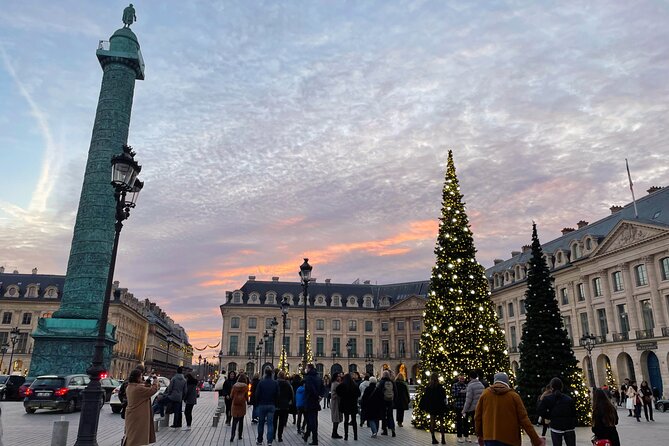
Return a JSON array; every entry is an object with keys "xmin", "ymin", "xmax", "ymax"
[
  {"xmin": 346, "ymin": 339, "xmax": 353, "ymax": 371},
  {"xmin": 75, "ymin": 144, "xmax": 143, "ymax": 446},
  {"xmin": 256, "ymin": 341, "xmax": 263, "ymax": 374},
  {"xmin": 263, "ymin": 330, "xmax": 270, "ymax": 369},
  {"xmin": 281, "ymin": 297, "xmax": 290, "ymax": 369},
  {"xmin": 198, "ymin": 354, "xmax": 202, "ymax": 378},
  {"xmin": 7, "ymin": 327, "xmax": 20, "ymax": 374},
  {"xmin": 165, "ymin": 333, "xmax": 175, "ymax": 370},
  {"xmin": 365, "ymin": 354, "xmax": 374, "ymax": 376},
  {"xmin": 299, "ymin": 258, "xmax": 313, "ymax": 373},
  {"xmin": 0, "ymin": 343, "xmax": 8, "ymax": 373},
  {"xmin": 218, "ymin": 350, "xmax": 224, "ymax": 373},
  {"xmin": 270, "ymin": 317, "xmax": 278, "ymax": 369},
  {"xmin": 580, "ymin": 333, "xmax": 597, "ymax": 387}
]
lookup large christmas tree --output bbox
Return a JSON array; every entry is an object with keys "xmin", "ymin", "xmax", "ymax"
[
  {"xmin": 516, "ymin": 223, "xmax": 591, "ymax": 425},
  {"xmin": 413, "ymin": 151, "xmax": 509, "ymax": 431}
]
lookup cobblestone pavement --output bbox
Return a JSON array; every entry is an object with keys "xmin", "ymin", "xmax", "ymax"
[{"xmin": 1, "ymin": 392, "xmax": 667, "ymax": 445}]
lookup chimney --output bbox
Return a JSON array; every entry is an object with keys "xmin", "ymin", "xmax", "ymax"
[
  {"xmin": 272, "ymin": 276, "xmax": 279, "ymax": 282},
  {"xmin": 12, "ymin": 269, "xmax": 19, "ymax": 274},
  {"xmin": 363, "ymin": 280, "xmax": 371, "ymax": 285},
  {"xmin": 325, "ymin": 279, "xmax": 331, "ymax": 284},
  {"xmin": 32, "ymin": 267, "xmax": 38, "ymax": 275},
  {"xmin": 248, "ymin": 275, "xmax": 256, "ymax": 281},
  {"xmin": 610, "ymin": 205, "xmax": 623, "ymax": 214},
  {"xmin": 511, "ymin": 251, "xmax": 521, "ymax": 257},
  {"xmin": 561, "ymin": 227, "xmax": 575, "ymax": 235},
  {"xmin": 0, "ymin": 266, "xmax": 4, "ymax": 273},
  {"xmin": 647, "ymin": 186, "xmax": 662, "ymax": 195},
  {"xmin": 521, "ymin": 245, "xmax": 531, "ymax": 253},
  {"xmin": 494, "ymin": 259, "xmax": 504, "ymax": 265},
  {"xmin": 577, "ymin": 220, "xmax": 589, "ymax": 229}
]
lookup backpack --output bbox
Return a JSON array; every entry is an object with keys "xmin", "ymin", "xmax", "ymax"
[{"xmin": 383, "ymin": 380, "xmax": 394, "ymax": 402}]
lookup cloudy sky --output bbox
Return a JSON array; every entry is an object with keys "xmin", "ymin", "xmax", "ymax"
[{"xmin": 1, "ymin": 1, "xmax": 668, "ymax": 356}]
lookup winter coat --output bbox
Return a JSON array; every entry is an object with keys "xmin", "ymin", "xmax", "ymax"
[
  {"xmin": 290, "ymin": 376, "xmax": 302, "ymax": 414},
  {"xmin": 452, "ymin": 381, "xmax": 468, "ymax": 410},
  {"xmin": 256, "ymin": 376, "xmax": 280, "ymax": 406},
  {"xmin": 295, "ymin": 385, "xmax": 306, "ymax": 409},
  {"xmin": 330, "ymin": 381, "xmax": 343, "ymax": 422},
  {"xmin": 214, "ymin": 374, "xmax": 226, "ymax": 394},
  {"xmin": 536, "ymin": 391, "xmax": 577, "ymax": 431},
  {"xmin": 474, "ymin": 383, "xmax": 542, "ymax": 446},
  {"xmin": 592, "ymin": 408, "xmax": 620, "ymax": 446},
  {"xmin": 336, "ymin": 381, "xmax": 361, "ymax": 415},
  {"xmin": 123, "ymin": 381, "xmax": 159, "ymax": 446},
  {"xmin": 183, "ymin": 375, "xmax": 199, "ymax": 405},
  {"xmin": 394, "ymin": 380, "xmax": 410, "ymax": 411},
  {"xmin": 361, "ymin": 383, "xmax": 384, "ymax": 421},
  {"xmin": 304, "ymin": 368, "xmax": 324, "ymax": 411},
  {"xmin": 222, "ymin": 376, "xmax": 237, "ymax": 398},
  {"xmin": 230, "ymin": 382, "xmax": 249, "ymax": 418},
  {"xmin": 462, "ymin": 379, "xmax": 485, "ymax": 413},
  {"xmin": 418, "ymin": 383, "xmax": 447, "ymax": 416},
  {"xmin": 165, "ymin": 373, "xmax": 187, "ymax": 402},
  {"xmin": 376, "ymin": 377, "xmax": 396, "ymax": 408},
  {"xmin": 359, "ymin": 380, "xmax": 370, "ymax": 402},
  {"xmin": 276, "ymin": 378, "xmax": 294, "ymax": 410},
  {"xmin": 250, "ymin": 377, "xmax": 260, "ymax": 405}
]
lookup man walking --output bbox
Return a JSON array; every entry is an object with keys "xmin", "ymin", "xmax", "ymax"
[
  {"xmin": 377, "ymin": 370, "xmax": 396, "ymax": 437},
  {"xmin": 303, "ymin": 363, "xmax": 325, "ymax": 445},
  {"xmin": 255, "ymin": 367, "xmax": 279, "ymax": 446},
  {"xmin": 165, "ymin": 366, "xmax": 187, "ymax": 428},
  {"xmin": 474, "ymin": 372, "xmax": 545, "ymax": 446}
]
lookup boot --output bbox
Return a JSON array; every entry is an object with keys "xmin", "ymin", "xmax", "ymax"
[
  {"xmin": 353, "ymin": 422, "xmax": 358, "ymax": 441},
  {"xmin": 432, "ymin": 434, "xmax": 438, "ymax": 445},
  {"xmin": 344, "ymin": 420, "xmax": 349, "ymax": 441},
  {"xmin": 309, "ymin": 431, "xmax": 319, "ymax": 445},
  {"xmin": 441, "ymin": 432, "xmax": 446, "ymax": 444},
  {"xmin": 332, "ymin": 422, "xmax": 342, "ymax": 439}
]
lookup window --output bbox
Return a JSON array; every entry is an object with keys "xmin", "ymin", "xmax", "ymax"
[
  {"xmin": 266, "ymin": 293, "xmax": 276, "ymax": 305},
  {"xmin": 228, "ymin": 335, "xmax": 238, "ymax": 355},
  {"xmin": 230, "ymin": 317, "xmax": 240, "ymax": 328},
  {"xmin": 510, "ymin": 326, "xmax": 517, "ymax": 349},
  {"xmin": 316, "ymin": 319, "xmax": 325, "ymax": 330},
  {"xmin": 365, "ymin": 338, "xmax": 374, "ymax": 356},
  {"xmin": 332, "ymin": 337, "xmax": 341, "ymax": 356},
  {"xmin": 413, "ymin": 339, "xmax": 420, "ymax": 357},
  {"xmin": 381, "ymin": 321, "xmax": 389, "ymax": 332},
  {"xmin": 363, "ymin": 296, "xmax": 372, "ymax": 308},
  {"xmin": 365, "ymin": 321, "xmax": 373, "ymax": 332},
  {"xmin": 641, "ymin": 300, "xmax": 655, "ymax": 330},
  {"xmin": 247, "ymin": 335, "xmax": 256, "ymax": 354},
  {"xmin": 585, "ymin": 238, "xmax": 592, "ymax": 250},
  {"xmin": 508, "ymin": 302, "xmax": 515, "ymax": 318},
  {"xmin": 316, "ymin": 337, "xmax": 324, "ymax": 356},
  {"xmin": 577, "ymin": 283, "xmax": 586, "ymax": 302},
  {"xmin": 497, "ymin": 305, "xmax": 504, "ymax": 319},
  {"xmin": 560, "ymin": 288, "xmax": 569, "ymax": 305},
  {"xmin": 348, "ymin": 320, "xmax": 357, "ymax": 331},
  {"xmin": 519, "ymin": 299, "xmax": 526, "ymax": 315},
  {"xmin": 283, "ymin": 336, "xmax": 291, "ymax": 353},
  {"xmin": 316, "ymin": 363, "xmax": 324, "ymax": 378},
  {"xmin": 396, "ymin": 320, "xmax": 405, "ymax": 331},
  {"xmin": 572, "ymin": 244, "xmax": 581, "ymax": 260},
  {"xmin": 285, "ymin": 319, "xmax": 291, "ymax": 329},
  {"xmin": 412, "ymin": 320, "xmax": 421, "ymax": 331},
  {"xmin": 298, "ymin": 337, "xmax": 305, "ymax": 356},
  {"xmin": 381, "ymin": 339, "xmax": 390, "ymax": 357},
  {"xmin": 398, "ymin": 339, "xmax": 406, "ymax": 358},
  {"xmin": 348, "ymin": 338, "xmax": 358, "ymax": 357},
  {"xmin": 597, "ymin": 309, "xmax": 608, "ymax": 335},
  {"xmin": 45, "ymin": 287, "xmax": 58, "ymax": 298},
  {"xmin": 332, "ymin": 295, "xmax": 341, "ymax": 307},
  {"xmin": 1, "ymin": 312, "xmax": 11, "ymax": 324},
  {"xmin": 635, "ymin": 264, "xmax": 648, "ymax": 287},
  {"xmin": 617, "ymin": 304, "xmax": 630, "ymax": 333},
  {"xmin": 232, "ymin": 292, "xmax": 242, "ymax": 303},
  {"xmin": 661, "ymin": 258, "xmax": 669, "ymax": 281},
  {"xmin": 332, "ymin": 320, "xmax": 341, "ymax": 331},
  {"xmin": 248, "ymin": 317, "xmax": 257, "ymax": 329},
  {"xmin": 579, "ymin": 312, "xmax": 589, "ymax": 336},
  {"xmin": 299, "ymin": 319, "xmax": 305, "ymax": 330},
  {"xmin": 265, "ymin": 318, "xmax": 274, "ymax": 329},
  {"xmin": 22, "ymin": 313, "xmax": 32, "ymax": 325},
  {"xmin": 563, "ymin": 316, "xmax": 573, "ymax": 341},
  {"xmin": 592, "ymin": 278, "xmax": 603, "ymax": 297},
  {"xmin": 612, "ymin": 271, "xmax": 623, "ymax": 292},
  {"xmin": 25, "ymin": 286, "xmax": 38, "ymax": 298},
  {"xmin": 348, "ymin": 296, "xmax": 357, "ymax": 307}
]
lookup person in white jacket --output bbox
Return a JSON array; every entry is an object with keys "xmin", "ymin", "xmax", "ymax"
[
  {"xmin": 214, "ymin": 372, "xmax": 227, "ymax": 411},
  {"xmin": 462, "ymin": 370, "xmax": 485, "ymax": 442}
]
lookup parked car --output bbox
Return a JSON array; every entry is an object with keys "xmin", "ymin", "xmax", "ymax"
[
  {"xmin": 0, "ymin": 375, "xmax": 26, "ymax": 400},
  {"xmin": 201, "ymin": 381, "xmax": 214, "ymax": 391},
  {"xmin": 655, "ymin": 399, "xmax": 669, "ymax": 412},
  {"xmin": 100, "ymin": 377, "xmax": 122, "ymax": 402},
  {"xmin": 109, "ymin": 376, "xmax": 170, "ymax": 414},
  {"xmin": 17, "ymin": 377, "xmax": 36, "ymax": 399},
  {"xmin": 23, "ymin": 374, "xmax": 90, "ymax": 413}
]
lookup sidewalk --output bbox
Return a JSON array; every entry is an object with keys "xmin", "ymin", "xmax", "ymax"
[{"xmin": 1, "ymin": 392, "xmax": 667, "ymax": 445}]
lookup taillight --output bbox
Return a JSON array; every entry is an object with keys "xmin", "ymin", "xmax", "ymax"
[
  {"xmin": 24, "ymin": 388, "xmax": 33, "ymax": 396},
  {"xmin": 54, "ymin": 387, "xmax": 69, "ymax": 397}
]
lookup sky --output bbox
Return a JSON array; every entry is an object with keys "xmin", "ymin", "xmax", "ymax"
[{"xmin": 1, "ymin": 1, "xmax": 668, "ymax": 358}]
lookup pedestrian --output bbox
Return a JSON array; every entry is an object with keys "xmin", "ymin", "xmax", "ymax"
[
  {"xmin": 462, "ymin": 370, "xmax": 485, "ymax": 442},
  {"xmin": 536, "ymin": 377, "xmax": 577, "ymax": 446},
  {"xmin": 330, "ymin": 372, "xmax": 344, "ymax": 438},
  {"xmin": 165, "ymin": 366, "xmax": 187, "ymax": 428},
  {"xmin": 272, "ymin": 371, "xmax": 293, "ymax": 443},
  {"xmin": 394, "ymin": 373, "xmax": 410, "ymax": 428},
  {"xmin": 376, "ymin": 370, "xmax": 396, "ymax": 437},
  {"xmin": 295, "ymin": 379, "xmax": 307, "ymax": 434},
  {"xmin": 474, "ymin": 372, "xmax": 545, "ymax": 446},
  {"xmin": 250, "ymin": 372, "xmax": 261, "ymax": 423},
  {"xmin": 611, "ymin": 388, "xmax": 620, "ymax": 407},
  {"xmin": 122, "ymin": 368, "xmax": 160, "ymax": 446},
  {"xmin": 323, "ymin": 374, "xmax": 331, "ymax": 408},
  {"xmin": 255, "ymin": 367, "xmax": 279, "ymax": 446},
  {"xmin": 418, "ymin": 373, "xmax": 447, "ymax": 445},
  {"xmin": 215, "ymin": 370, "xmax": 227, "ymax": 413},
  {"xmin": 626, "ymin": 380, "xmax": 642, "ymax": 422},
  {"xmin": 336, "ymin": 373, "xmax": 361, "ymax": 440},
  {"xmin": 452, "ymin": 374, "xmax": 468, "ymax": 443},
  {"xmin": 620, "ymin": 378, "xmax": 630, "ymax": 416},
  {"xmin": 230, "ymin": 374, "xmax": 250, "ymax": 442},
  {"xmin": 358, "ymin": 375, "xmax": 371, "ymax": 427},
  {"xmin": 303, "ymin": 363, "xmax": 325, "ymax": 445},
  {"xmin": 639, "ymin": 380, "xmax": 654, "ymax": 422},
  {"xmin": 592, "ymin": 388, "xmax": 620, "ymax": 446},
  {"xmin": 223, "ymin": 370, "xmax": 238, "ymax": 426},
  {"xmin": 289, "ymin": 373, "xmax": 301, "ymax": 426},
  {"xmin": 182, "ymin": 372, "xmax": 199, "ymax": 431},
  {"xmin": 536, "ymin": 385, "xmax": 553, "ymax": 436},
  {"xmin": 361, "ymin": 376, "xmax": 383, "ymax": 438}
]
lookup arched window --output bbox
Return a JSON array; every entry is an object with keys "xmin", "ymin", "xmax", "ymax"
[
  {"xmin": 266, "ymin": 292, "xmax": 277, "ymax": 305},
  {"xmin": 315, "ymin": 295, "xmax": 326, "ymax": 306},
  {"xmin": 26, "ymin": 285, "xmax": 39, "ymax": 298},
  {"xmin": 347, "ymin": 296, "xmax": 357, "ymax": 307},
  {"xmin": 44, "ymin": 286, "xmax": 58, "ymax": 298},
  {"xmin": 249, "ymin": 293, "xmax": 260, "ymax": 304},
  {"xmin": 363, "ymin": 296, "xmax": 373, "ymax": 308},
  {"xmin": 331, "ymin": 295, "xmax": 342, "ymax": 307},
  {"xmin": 4, "ymin": 285, "xmax": 19, "ymax": 297}
]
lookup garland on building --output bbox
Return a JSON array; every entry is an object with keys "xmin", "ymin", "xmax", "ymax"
[
  {"xmin": 516, "ymin": 223, "xmax": 591, "ymax": 425},
  {"xmin": 412, "ymin": 151, "xmax": 509, "ymax": 431}
]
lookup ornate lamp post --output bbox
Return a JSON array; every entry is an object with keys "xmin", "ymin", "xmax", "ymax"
[
  {"xmin": 165, "ymin": 333, "xmax": 174, "ymax": 370},
  {"xmin": 331, "ymin": 348, "xmax": 337, "ymax": 375},
  {"xmin": 218, "ymin": 350, "xmax": 224, "ymax": 373},
  {"xmin": 263, "ymin": 330, "xmax": 270, "ymax": 369},
  {"xmin": 0, "ymin": 343, "xmax": 8, "ymax": 373},
  {"xmin": 580, "ymin": 332, "xmax": 597, "ymax": 387},
  {"xmin": 270, "ymin": 317, "xmax": 278, "ymax": 369},
  {"xmin": 198, "ymin": 354, "xmax": 202, "ymax": 378},
  {"xmin": 256, "ymin": 341, "xmax": 263, "ymax": 373},
  {"xmin": 203, "ymin": 358, "xmax": 208, "ymax": 379},
  {"xmin": 365, "ymin": 354, "xmax": 374, "ymax": 376},
  {"xmin": 75, "ymin": 144, "xmax": 143, "ymax": 446},
  {"xmin": 299, "ymin": 258, "xmax": 313, "ymax": 373},
  {"xmin": 7, "ymin": 327, "xmax": 20, "ymax": 373},
  {"xmin": 346, "ymin": 339, "xmax": 353, "ymax": 371},
  {"xmin": 281, "ymin": 297, "xmax": 289, "ymax": 366}
]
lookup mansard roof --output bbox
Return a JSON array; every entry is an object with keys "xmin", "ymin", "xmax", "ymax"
[
  {"xmin": 486, "ymin": 185, "xmax": 669, "ymax": 278},
  {"xmin": 0, "ymin": 271, "xmax": 65, "ymax": 300}
]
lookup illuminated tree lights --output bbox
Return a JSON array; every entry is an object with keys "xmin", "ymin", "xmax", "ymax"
[
  {"xmin": 516, "ymin": 223, "xmax": 591, "ymax": 425},
  {"xmin": 412, "ymin": 151, "xmax": 509, "ymax": 431}
]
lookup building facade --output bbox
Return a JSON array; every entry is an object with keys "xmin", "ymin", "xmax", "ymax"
[
  {"xmin": 0, "ymin": 269, "xmax": 191, "ymax": 378},
  {"xmin": 487, "ymin": 186, "xmax": 669, "ymax": 397},
  {"xmin": 220, "ymin": 278, "xmax": 428, "ymax": 381}
]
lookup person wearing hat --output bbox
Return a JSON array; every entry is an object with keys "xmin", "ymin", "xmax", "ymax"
[{"xmin": 474, "ymin": 372, "xmax": 545, "ymax": 446}]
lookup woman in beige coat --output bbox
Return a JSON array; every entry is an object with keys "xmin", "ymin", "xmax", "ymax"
[{"xmin": 123, "ymin": 369, "xmax": 160, "ymax": 446}]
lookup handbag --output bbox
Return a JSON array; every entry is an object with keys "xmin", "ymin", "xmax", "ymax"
[{"xmin": 591, "ymin": 437, "xmax": 611, "ymax": 446}]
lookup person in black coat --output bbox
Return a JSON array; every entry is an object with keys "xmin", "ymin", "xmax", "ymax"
[
  {"xmin": 418, "ymin": 374, "xmax": 446, "ymax": 445},
  {"xmin": 221, "ymin": 370, "xmax": 237, "ymax": 426},
  {"xmin": 336, "ymin": 373, "xmax": 361, "ymax": 440},
  {"xmin": 361, "ymin": 377, "xmax": 384, "ymax": 437},
  {"xmin": 536, "ymin": 377, "xmax": 577, "ymax": 446},
  {"xmin": 250, "ymin": 373, "xmax": 260, "ymax": 423},
  {"xmin": 303, "ymin": 364, "xmax": 324, "ymax": 445},
  {"xmin": 394, "ymin": 373, "xmax": 410, "ymax": 427},
  {"xmin": 272, "ymin": 371, "xmax": 294, "ymax": 442},
  {"xmin": 592, "ymin": 389, "xmax": 620, "ymax": 446},
  {"xmin": 290, "ymin": 374, "xmax": 302, "ymax": 426}
]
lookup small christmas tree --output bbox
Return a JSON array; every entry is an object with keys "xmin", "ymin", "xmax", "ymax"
[
  {"xmin": 412, "ymin": 151, "xmax": 509, "ymax": 431},
  {"xmin": 278, "ymin": 346, "xmax": 288, "ymax": 371},
  {"xmin": 305, "ymin": 330, "xmax": 314, "ymax": 365},
  {"xmin": 605, "ymin": 362, "xmax": 617, "ymax": 391},
  {"xmin": 516, "ymin": 223, "xmax": 591, "ymax": 425}
]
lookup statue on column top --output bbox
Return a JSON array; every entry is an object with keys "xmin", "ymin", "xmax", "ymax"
[{"xmin": 122, "ymin": 4, "xmax": 137, "ymax": 28}]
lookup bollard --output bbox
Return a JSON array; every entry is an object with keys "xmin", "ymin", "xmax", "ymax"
[
  {"xmin": 51, "ymin": 419, "xmax": 69, "ymax": 446},
  {"xmin": 212, "ymin": 415, "xmax": 220, "ymax": 427},
  {"xmin": 154, "ymin": 419, "xmax": 160, "ymax": 432}
]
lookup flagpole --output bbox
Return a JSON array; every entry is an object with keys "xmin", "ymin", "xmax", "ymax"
[{"xmin": 626, "ymin": 158, "xmax": 638, "ymax": 218}]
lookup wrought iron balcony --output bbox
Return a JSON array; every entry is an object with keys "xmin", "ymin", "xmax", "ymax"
[
  {"xmin": 594, "ymin": 335, "xmax": 607, "ymax": 344},
  {"xmin": 612, "ymin": 332, "xmax": 629, "ymax": 342},
  {"xmin": 635, "ymin": 329, "xmax": 654, "ymax": 340}
]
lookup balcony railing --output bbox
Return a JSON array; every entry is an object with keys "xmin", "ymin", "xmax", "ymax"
[
  {"xmin": 662, "ymin": 327, "xmax": 669, "ymax": 337},
  {"xmin": 636, "ymin": 329, "xmax": 654, "ymax": 340},
  {"xmin": 594, "ymin": 335, "xmax": 607, "ymax": 344},
  {"xmin": 612, "ymin": 332, "xmax": 629, "ymax": 342},
  {"xmin": 509, "ymin": 346, "xmax": 518, "ymax": 353}
]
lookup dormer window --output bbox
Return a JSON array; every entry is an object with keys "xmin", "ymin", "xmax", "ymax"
[
  {"xmin": 332, "ymin": 295, "xmax": 341, "ymax": 307},
  {"xmin": 4, "ymin": 285, "xmax": 19, "ymax": 297},
  {"xmin": 282, "ymin": 293, "xmax": 294, "ymax": 306},
  {"xmin": 585, "ymin": 237, "xmax": 592, "ymax": 251},
  {"xmin": 26, "ymin": 285, "xmax": 39, "ymax": 298},
  {"xmin": 232, "ymin": 291, "xmax": 242, "ymax": 304},
  {"xmin": 315, "ymin": 295, "xmax": 326, "ymax": 306},
  {"xmin": 249, "ymin": 293, "xmax": 260, "ymax": 304},
  {"xmin": 571, "ymin": 242, "xmax": 582, "ymax": 260},
  {"xmin": 44, "ymin": 286, "xmax": 58, "ymax": 298},
  {"xmin": 266, "ymin": 292, "xmax": 277, "ymax": 305},
  {"xmin": 347, "ymin": 296, "xmax": 357, "ymax": 307},
  {"xmin": 363, "ymin": 296, "xmax": 373, "ymax": 308}
]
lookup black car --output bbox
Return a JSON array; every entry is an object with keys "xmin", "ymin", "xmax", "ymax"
[
  {"xmin": 0, "ymin": 374, "xmax": 26, "ymax": 400},
  {"xmin": 24, "ymin": 374, "xmax": 89, "ymax": 413},
  {"xmin": 100, "ymin": 377, "xmax": 122, "ymax": 402},
  {"xmin": 655, "ymin": 399, "xmax": 669, "ymax": 412}
]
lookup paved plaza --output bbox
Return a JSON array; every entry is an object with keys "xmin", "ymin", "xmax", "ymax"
[{"xmin": 1, "ymin": 392, "xmax": 667, "ymax": 445}]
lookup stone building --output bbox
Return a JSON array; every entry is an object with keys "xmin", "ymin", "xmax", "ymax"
[
  {"xmin": 487, "ymin": 186, "xmax": 669, "ymax": 396},
  {"xmin": 0, "ymin": 268, "xmax": 191, "ymax": 377},
  {"xmin": 219, "ymin": 278, "xmax": 428, "ymax": 381}
]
